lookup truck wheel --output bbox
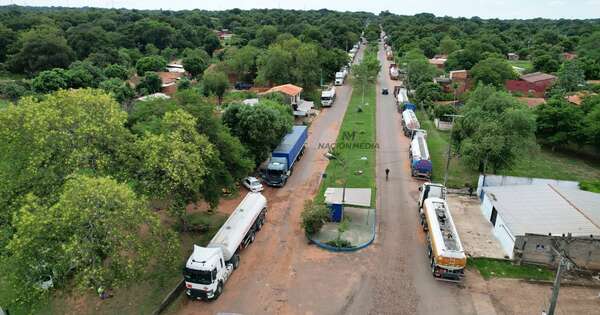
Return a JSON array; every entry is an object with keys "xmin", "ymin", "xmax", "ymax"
[
  {"xmin": 233, "ymin": 254, "xmax": 240, "ymax": 269},
  {"xmin": 213, "ymin": 282, "xmax": 223, "ymax": 300},
  {"xmin": 250, "ymin": 232, "xmax": 256, "ymax": 243}
]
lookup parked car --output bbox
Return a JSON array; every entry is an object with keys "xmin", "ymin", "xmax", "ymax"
[
  {"xmin": 382, "ymin": 87, "xmax": 389, "ymax": 95},
  {"xmin": 242, "ymin": 176, "xmax": 264, "ymax": 192},
  {"xmin": 235, "ymin": 82, "xmax": 253, "ymax": 90}
]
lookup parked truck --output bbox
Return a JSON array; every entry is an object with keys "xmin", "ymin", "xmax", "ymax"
[
  {"xmin": 401, "ymin": 109, "xmax": 420, "ymax": 137},
  {"xmin": 389, "ymin": 64, "xmax": 399, "ymax": 80},
  {"xmin": 418, "ymin": 182, "xmax": 447, "ymax": 210},
  {"xmin": 335, "ymin": 71, "xmax": 345, "ymax": 86},
  {"xmin": 321, "ymin": 87, "xmax": 336, "ymax": 107},
  {"xmin": 184, "ymin": 192, "xmax": 268, "ymax": 300},
  {"xmin": 263, "ymin": 125, "xmax": 308, "ymax": 187},
  {"xmin": 409, "ymin": 130, "xmax": 432, "ymax": 178},
  {"xmin": 420, "ymin": 197, "xmax": 466, "ymax": 281},
  {"xmin": 386, "ymin": 50, "xmax": 394, "ymax": 61}
]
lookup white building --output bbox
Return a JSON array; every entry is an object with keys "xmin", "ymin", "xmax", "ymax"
[{"xmin": 480, "ymin": 184, "xmax": 600, "ymax": 258}]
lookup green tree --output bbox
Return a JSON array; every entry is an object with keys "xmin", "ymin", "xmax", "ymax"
[
  {"xmin": 66, "ymin": 23, "xmax": 110, "ymax": 59},
  {"xmin": 32, "ymin": 68, "xmax": 69, "ymax": 93},
  {"xmin": 454, "ymin": 85, "xmax": 536, "ymax": 173},
  {"xmin": 405, "ymin": 50, "xmax": 437, "ymax": 89},
  {"xmin": 0, "ymin": 23, "xmax": 17, "ymax": 62},
  {"xmin": 0, "ymin": 80, "xmax": 30, "ymax": 101},
  {"xmin": 553, "ymin": 60, "xmax": 586, "ymax": 93},
  {"xmin": 0, "ymin": 175, "xmax": 178, "ymax": 308},
  {"xmin": 135, "ymin": 55, "xmax": 167, "ymax": 76},
  {"xmin": 256, "ymin": 46, "xmax": 293, "ymax": 85},
  {"xmin": 535, "ymin": 99, "xmax": 585, "ymax": 149},
  {"xmin": 66, "ymin": 61, "xmax": 106, "ymax": 88},
  {"xmin": 104, "ymin": 63, "xmax": 130, "ymax": 80},
  {"xmin": 583, "ymin": 106, "xmax": 600, "ymax": 148},
  {"xmin": 99, "ymin": 78, "xmax": 135, "ymax": 104},
  {"xmin": 577, "ymin": 31, "xmax": 600, "ymax": 63},
  {"xmin": 415, "ymin": 82, "xmax": 443, "ymax": 102},
  {"xmin": 439, "ymin": 36, "xmax": 459, "ymax": 55},
  {"xmin": 134, "ymin": 110, "xmax": 217, "ymax": 213},
  {"xmin": 202, "ymin": 70, "xmax": 230, "ymax": 105},
  {"xmin": 223, "ymin": 101, "xmax": 293, "ymax": 164},
  {"xmin": 0, "ymin": 89, "xmax": 132, "ymax": 245},
  {"xmin": 532, "ymin": 54, "xmax": 560, "ymax": 73},
  {"xmin": 8, "ymin": 26, "xmax": 75, "ymax": 74},
  {"xmin": 182, "ymin": 52, "xmax": 209, "ymax": 78},
  {"xmin": 471, "ymin": 57, "xmax": 516, "ymax": 87},
  {"xmin": 137, "ymin": 71, "xmax": 162, "ymax": 95},
  {"xmin": 292, "ymin": 43, "xmax": 321, "ymax": 88},
  {"xmin": 225, "ymin": 45, "xmax": 262, "ymax": 82}
]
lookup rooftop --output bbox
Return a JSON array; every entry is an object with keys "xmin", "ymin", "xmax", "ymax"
[
  {"xmin": 516, "ymin": 97, "xmax": 546, "ymax": 108},
  {"xmin": 263, "ymin": 84, "xmax": 303, "ymax": 96},
  {"xmin": 483, "ymin": 184, "xmax": 600, "ymax": 237},
  {"xmin": 520, "ymin": 72, "xmax": 557, "ymax": 83}
]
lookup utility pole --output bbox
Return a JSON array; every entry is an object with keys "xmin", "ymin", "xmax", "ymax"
[
  {"xmin": 443, "ymin": 114, "xmax": 464, "ymax": 187},
  {"xmin": 547, "ymin": 251, "xmax": 570, "ymax": 315}
]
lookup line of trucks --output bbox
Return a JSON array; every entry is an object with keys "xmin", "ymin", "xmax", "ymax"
[
  {"xmin": 183, "ymin": 125, "xmax": 309, "ymax": 300},
  {"xmin": 395, "ymin": 86, "xmax": 433, "ymax": 179},
  {"xmin": 322, "ymin": 42, "xmax": 358, "ymax": 107}
]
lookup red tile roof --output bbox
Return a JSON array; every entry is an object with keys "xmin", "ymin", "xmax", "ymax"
[
  {"xmin": 520, "ymin": 72, "xmax": 556, "ymax": 83},
  {"xmin": 263, "ymin": 84, "xmax": 303, "ymax": 96}
]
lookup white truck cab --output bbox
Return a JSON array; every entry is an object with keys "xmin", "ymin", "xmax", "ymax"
[
  {"xmin": 418, "ymin": 182, "xmax": 447, "ymax": 211},
  {"xmin": 183, "ymin": 246, "xmax": 234, "ymax": 300}
]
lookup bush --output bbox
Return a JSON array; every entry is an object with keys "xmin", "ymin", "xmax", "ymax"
[
  {"xmin": 326, "ymin": 239, "xmax": 352, "ymax": 248},
  {"xmin": 179, "ymin": 213, "xmax": 211, "ymax": 232},
  {"xmin": 433, "ymin": 104, "xmax": 458, "ymax": 120},
  {"xmin": 300, "ymin": 199, "xmax": 329, "ymax": 235},
  {"xmin": 580, "ymin": 180, "xmax": 600, "ymax": 193},
  {"xmin": 0, "ymin": 80, "xmax": 29, "ymax": 101}
]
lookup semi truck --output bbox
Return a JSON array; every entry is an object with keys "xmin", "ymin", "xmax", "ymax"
[
  {"xmin": 321, "ymin": 87, "xmax": 336, "ymax": 107},
  {"xmin": 335, "ymin": 71, "xmax": 345, "ymax": 86},
  {"xmin": 409, "ymin": 130, "xmax": 432, "ymax": 179},
  {"xmin": 401, "ymin": 109, "xmax": 420, "ymax": 137},
  {"xmin": 389, "ymin": 64, "xmax": 399, "ymax": 80},
  {"xmin": 183, "ymin": 192, "xmax": 268, "ymax": 300},
  {"xmin": 420, "ymin": 197, "xmax": 466, "ymax": 281},
  {"xmin": 263, "ymin": 125, "xmax": 308, "ymax": 187}
]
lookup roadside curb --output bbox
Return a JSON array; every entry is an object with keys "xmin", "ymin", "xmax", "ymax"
[{"xmin": 308, "ymin": 209, "xmax": 377, "ymax": 252}]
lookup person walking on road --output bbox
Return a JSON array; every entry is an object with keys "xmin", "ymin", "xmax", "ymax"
[{"xmin": 385, "ymin": 168, "xmax": 390, "ymax": 181}]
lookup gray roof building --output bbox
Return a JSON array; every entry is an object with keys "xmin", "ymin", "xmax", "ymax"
[{"xmin": 483, "ymin": 184, "xmax": 600, "ymax": 237}]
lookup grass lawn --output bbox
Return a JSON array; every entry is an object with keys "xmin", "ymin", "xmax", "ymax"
[
  {"xmin": 416, "ymin": 111, "xmax": 479, "ymax": 188},
  {"xmin": 0, "ymin": 99, "xmax": 11, "ymax": 109},
  {"xmin": 316, "ymin": 80, "xmax": 377, "ymax": 207},
  {"xmin": 25, "ymin": 211, "xmax": 228, "ymax": 315},
  {"xmin": 509, "ymin": 60, "xmax": 533, "ymax": 72},
  {"xmin": 417, "ymin": 112, "xmax": 600, "ymax": 188},
  {"xmin": 468, "ymin": 257, "xmax": 555, "ymax": 281}
]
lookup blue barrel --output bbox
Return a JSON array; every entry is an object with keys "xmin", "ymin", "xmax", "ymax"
[{"xmin": 329, "ymin": 203, "xmax": 344, "ymax": 222}]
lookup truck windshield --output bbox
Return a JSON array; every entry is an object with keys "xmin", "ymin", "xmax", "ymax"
[
  {"xmin": 321, "ymin": 97, "xmax": 331, "ymax": 101},
  {"xmin": 183, "ymin": 267, "xmax": 213, "ymax": 285},
  {"xmin": 267, "ymin": 169, "xmax": 284, "ymax": 177}
]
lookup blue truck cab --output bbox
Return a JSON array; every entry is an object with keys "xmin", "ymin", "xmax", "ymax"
[{"xmin": 263, "ymin": 126, "xmax": 308, "ymax": 187}]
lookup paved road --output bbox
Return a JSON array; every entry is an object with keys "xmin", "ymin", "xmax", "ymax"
[{"xmin": 175, "ymin": 42, "xmax": 478, "ymax": 315}]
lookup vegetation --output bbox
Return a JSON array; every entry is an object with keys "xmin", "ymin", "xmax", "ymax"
[
  {"xmin": 580, "ymin": 180, "xmax": 600, "ymax": 193},
  {"xmin": 468, "ymin": 258, "xmax": 554, "ymax": 281},
  {"xmin": 301, "ymin": 200, "xmax": 330, "ymax": 236}
]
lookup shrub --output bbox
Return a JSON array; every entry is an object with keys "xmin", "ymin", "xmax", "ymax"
[
  {"xmin": 326, "ymin": 239, "xmax": 352, "ymax": 248},
  {"xmin": 580, "ymin": 180, "xmax": 600, "ymax": 193},
  {"xmin": 300, "ymin": 199, "xmax": 329, "ymax": 235}
]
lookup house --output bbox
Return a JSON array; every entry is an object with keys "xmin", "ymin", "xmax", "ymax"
[
  {"xmin": 166, "ymin": 63, "xmax": 186, "ymax": 73},
  {"xmin": 563, "ymin": 52, "xmax": 577, "ymax": 61},
  {"xmin": 136, "ymin": 92, "xmax": 171, "ymax": 102},
  {"xmin": 480, "ymin": 184, "xmax": 600, "ymax": 260},
  {"xmin": 435, "ymin": 70, "xmax": 471, "ymax": 95},
  {"xmin": 566, "ymin": 91, "xmax": 596, "ymax": 106},
  {"xmin": 428, "ymin": 57, "xmax": 447, "ymax": 70},
  {"xmin": 215, "ymin": 29, "xmax": 233, "ymax": 41},
  {"xmin": 507, "ymin": 53, "xmax": 519, "ymax": 61},
  {"xmin": 158, "ymin": 71, "xmax": 184, "ymax": 95},
  {"xmin": 261, "ymin": 84, "xmax": 303, "ymax": 109},
  {"xmin": 505, "ymin": 72, "xmax": 557, "ymax": 98}
]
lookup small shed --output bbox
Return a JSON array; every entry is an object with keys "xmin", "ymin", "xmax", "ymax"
[{"xmin": 324, "ymin": 188, "xmax": 372, "ymax": 222}]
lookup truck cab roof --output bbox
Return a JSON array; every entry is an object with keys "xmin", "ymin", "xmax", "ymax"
[{"xmin": 186, "ymin": 245, "xmax": 221, "ymax": 271}]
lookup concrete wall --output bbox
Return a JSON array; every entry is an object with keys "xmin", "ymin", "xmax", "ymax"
[
  {"xmin": 514, "ymin": 234, "xmax": 600, "ymax": 271},
  {"xmin": 480, "ymin": 193, "xmax": 516, "ymax": 258},
  {"xmin": 476, "ymin": 175, "xmax": 579, "ymax": 200}
]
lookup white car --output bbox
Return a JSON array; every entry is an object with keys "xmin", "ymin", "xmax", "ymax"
[{"xmin": 242, "ymin": 176, "xmax": 264, "ymax": 192}]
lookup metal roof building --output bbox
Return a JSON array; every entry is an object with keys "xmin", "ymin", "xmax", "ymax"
[{"xmin": 480, "ymin": 184, "xmax": 600, "ymax": 258}]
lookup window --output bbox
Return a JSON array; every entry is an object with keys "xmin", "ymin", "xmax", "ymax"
[
  {"xmin": 220, "ymin": 259, "xmax": 224, "ymax": 268},
  {"xmin": 211, "ymin": 268, "xmax": 217, "ymax": 280}
]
